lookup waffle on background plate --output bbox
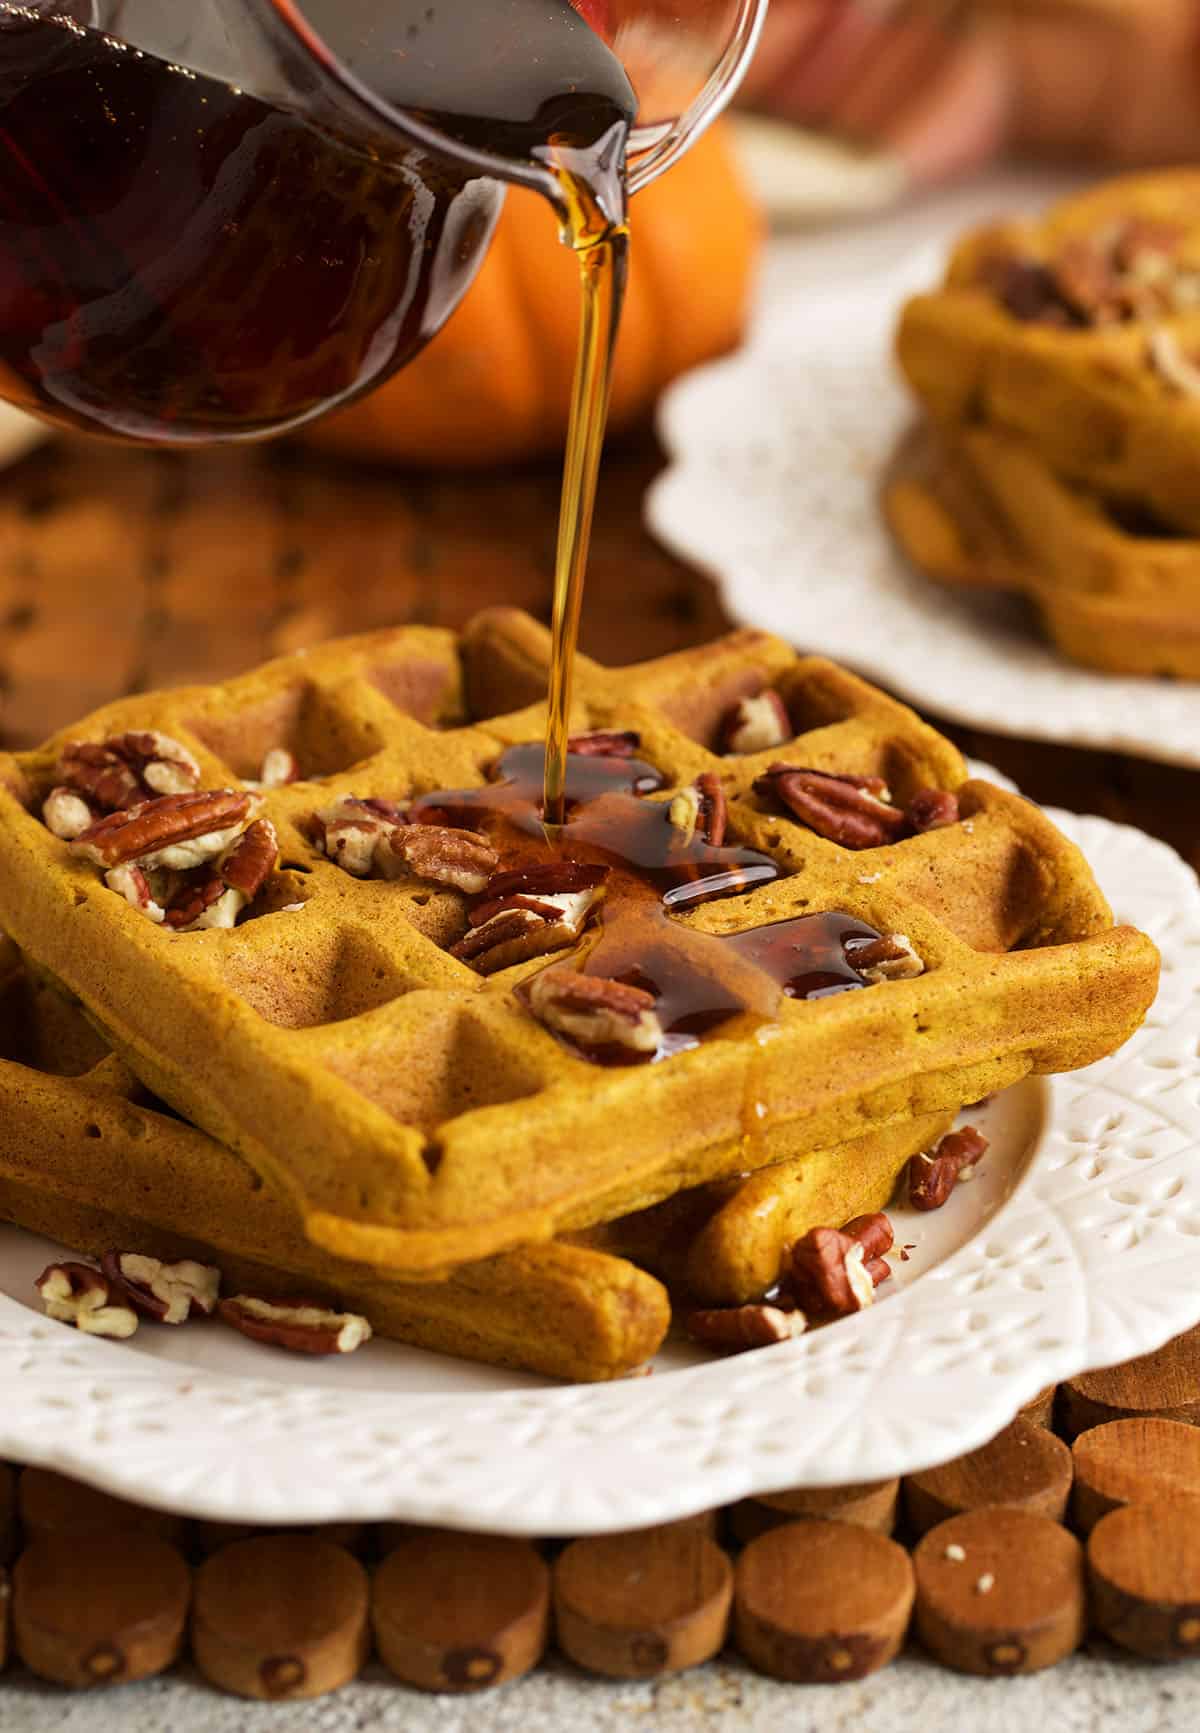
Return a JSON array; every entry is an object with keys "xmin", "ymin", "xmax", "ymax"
[
  {"xmin": 0, "ymin": 935, "xmax": 956, "ymax": 1380},
  {"xmin": 0, "ymin": 611, "xmax": 1158, "ymax": 1298},
  {"xmin": 892, "ymin": 169, "xmax": 1200, "ymax": 675}
]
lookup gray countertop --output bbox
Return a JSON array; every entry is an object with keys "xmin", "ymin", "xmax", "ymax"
[{"xmin": 4, "ymin": 1652, "xmax": 1200, "ymax": 1731}]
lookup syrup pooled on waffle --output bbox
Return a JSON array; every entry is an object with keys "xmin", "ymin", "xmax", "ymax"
[{"xmin": 0, "ymin": 610, "xmax": 1159, "ymax": 1276}]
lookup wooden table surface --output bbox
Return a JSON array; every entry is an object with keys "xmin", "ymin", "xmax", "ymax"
[{"xmin": 0, "ymin": 432, "xmax": 1195, "ymax": 878}]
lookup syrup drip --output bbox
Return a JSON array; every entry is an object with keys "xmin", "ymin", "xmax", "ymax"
[{"xmin": 414, "ymin": 744, "xmax": 891, "ymax": 1061}]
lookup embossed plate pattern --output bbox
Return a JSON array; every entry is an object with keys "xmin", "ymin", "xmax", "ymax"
[
  {"xmin": 0, "ymin": 810, "xmax": 1196, "ymax": 1533},
  {"xmin": 647, "ymin": 201, "xmax": 1200, "ymax": 768}
]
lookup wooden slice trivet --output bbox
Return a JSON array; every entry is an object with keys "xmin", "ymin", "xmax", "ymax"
[
  {"xmin": 191, "ymin": 1535, "xmax": 369, "ymax": 1700},
  {"xmin": 912, "ymin": 1507, "xmax": 1085, "ymax": 1675},
  {"xmin": 1072, "ymin": 1419, "xmax": 1200, "ymax": 1536},
  {"xmin": 13, "ymin": 1532, "xmax": 190, "ymax": 1688},
  {"xmin": 729, "ymin": 1479, "xmax": 898, "ymax": 1545},
  {"xmin": 18, "ymin": 1467, "xmax": 183, "ymax": 1546},
  {"xmin": 1019, "ymin": 1385, "xmax": 1058, "ymax": 1429},
  {"xmin": 0, "ymin": 1465, "xmax": 15, "ymax": 1564},
  {"xmin": 903, "ymin": 1419, "xmax": 1072, "ymax": 1537},
  {"xmin": 733, "ymin": 1519, "xmax": 913, "ymax": 1683},
  {"xmin": 553, "ymin": 1527, "xmax": 732, "ymax": 1679},
  {"xmin": 1059, "ymin": 1327, "xmax": 1200, "ymax": 1440},
  {"xmin": 1087, "ymin": 1498, "xmax": 1200, "ymax": 1659},
  {"xmin": 373, "ymin": 1530, "xmax": 549, "ymax": 1692}
]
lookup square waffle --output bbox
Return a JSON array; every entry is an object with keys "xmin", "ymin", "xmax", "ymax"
[
  {"xmin": 0, "ymin": 610, "xmax": 1159, "ymax": 1276},
  {"xmin": 0, "ymin": 937, "xmax": 948, "ymax": 1377},
  {"xmin": 885, "ymin": 422, "xmax": 1200, "ymax": 677},
  {"xmin": 896, "ymin": 169, "xmax": 1200, "ymax": 534}
]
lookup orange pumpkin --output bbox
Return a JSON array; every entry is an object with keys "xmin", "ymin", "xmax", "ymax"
[{"xmin": 302, "ymin": 123, "xmax": 761, "ymax": 467}]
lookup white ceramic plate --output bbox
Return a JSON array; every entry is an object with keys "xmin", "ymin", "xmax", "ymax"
[
  {"xmin": 0, "ymin": 809, "xmax": 1196, "ymax": 1533},
  {"xmin": 647, "ymin": 178, "xmax": 1200, "ymax": 768}
]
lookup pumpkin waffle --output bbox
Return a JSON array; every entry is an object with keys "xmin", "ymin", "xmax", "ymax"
[
  {"xmin": 885, "ymin": 422, "xmax": 1200, "ymax": 678},
  {"xmin": 0, "ymin": 610, "xmax": 1158, "ymax": 1276},
  {"xmin": 896, "ymin": 170, "xmax": 1200, "ymax": 535},
  {"xmin": 0, "ymin": 938, "xmax": 942, "ymax": 1375}
]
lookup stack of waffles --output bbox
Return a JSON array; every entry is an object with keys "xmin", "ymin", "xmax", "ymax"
[
  {"xmin": 889, "ymin": 170, "xmax": 1200, "ymax": 676},
  {"xmin": 0, "ymin": 609, "xmax": 1159, "ymax": 1379}
]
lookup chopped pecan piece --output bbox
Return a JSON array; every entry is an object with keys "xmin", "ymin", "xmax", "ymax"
[
  {"xmin": 686, "ymin": 1303, "xmax": 807, "ymax": 1351},
  {"xmin": 566, "ymin": 730, "xmax": 642, "ymax": 758},
  {"xmin": 785, "ymin": 1214, "xmax": 894, "ymax": 1319},
  {"xmin": 452, "ymin": 863, "xmax": 607, "ymax": 974},
  {"xmin": 526, "ymin": 966, "xmax": 663, "ymax": 1058},
  {"xmin": 667, "ymin": 773, "xmax": 727, "ymax": 847},
  {"xmin": 389, "ymin": 824, "xmax": 498, "ymax": 894},
  {"xmin": 846, "ymin": 932, "xmax": 924, "ymax": 984},
  {"xmin": 71, "ymin": 790, "xmax": 258, "ymax": 871},
  {"xmin": 246, "ymin": 748, "xmax": 299, "ymax": 790},
  {"xmin": 218, "ymin": 1295, "xmax": 372, "ymax": 1355},
  {"xmin": 755, "ymin": 765, "xmax": 906, "ymax": 849},
  {"xmin": 218, "ymin": 818, "xmax": 279, "ymax": 900},
  {"xmin": 35, "ymin": 1262, "xmax": 139, "ymax": 1339},
  {"xmin": 105, "ymin": 862, "xmax": 171, "ymax": 924},
  {"xmin": 312, "ymin": 795, "xmax": 408, "ymax": 877},
  {"xmin": 719, "ymin": 690, "xmax": 792, "ymax": 756},
  {"xmin": 101, "ymin": 1252, "xmax": 221, "ymax": 1324},
  {"xmin": 58, "ymin": 732, "xmax": 201, "ymax": 811},
  {"xmin": 907, "ymin": 788, "xmax": 960, "ymax": 833},
  {"xmin": 42, "ymin": 786, "xmax": 98, "ymax": 841},
  {"xmin": 908, "ymin": 1125, "xmax": 990, "ymax": 1211},
  {"xmin": 159, "ymin": 818, "xmax": 279, "ymax": 933}
]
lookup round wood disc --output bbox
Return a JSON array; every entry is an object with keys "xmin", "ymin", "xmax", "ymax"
[
  {"xmin": 553, "ymin": 1527, "xmax": 732, "ymax": 1679},
  {"xmin": 192, "ymin": 1535, "xmax": 369, "ymax": 1700},
  {"xmin": 1060, "ymin": 1327, "xmax": 1200, "ymax": 1440},
  {"xmin": 1019, "ymin": 1385, "xmax": 1058, "ymax": 1429},
  {"xmin": 373, "ymin": 1530, "xmax": 549, "ymax": 1691},
  {"xmin": 13, "ymin": 1532, "xmax": 190, "ymax": 1688},
  {"xmin": 18, "ymin": 1467, "xmax": 183, "ymax": 1546},
  {"xmin": 904, "ymin": 1419, "xmax": 1073, "ymax": 1537},
  {"xmin": 1088, "ymin": 1498, "xmax": 1200, "ymax": 1659},
  {"xmin": 913, "ymin": 1507, "xmax": 1084, "ymax": 1675},
  {"xmin": 1073, "ymin": 1419, "xmax": 1200, "ymax": 1535},
  {"xmin": 729, "ymin": 1479, "xmax": 898, "ymax": 1545},
  {"xmin": 733, "ymin": 1519, "xmax": 913, "ymax": 1683}
]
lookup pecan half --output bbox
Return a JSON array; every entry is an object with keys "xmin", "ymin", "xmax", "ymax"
[
  {"xmin": 101, "ymin": 1252, "xmax": 221, "ymax": 1324},
  {"xmin": 42, "ymin": 785, "xmax": 99, "ymax": 841},
  {"xmin": 218, "ymin": 1295, "xmax": 373, "ymax": 1355},
  {"xmin": 452, "ymin": 863, "xmax": 607, "ymax": 974},
  {"xmin": 908, "ymin": 1125, "xmax": 990, "ymax": 1212},
  {"xmin": 389, "ymin": 824, "xmax": 498, "ymax": 894},
  {"xmin": 846, "ymin": 932, "xmax": 924, "ymax": 984},
  {"xmin": 71, "ymin": 790, "xmax": 257, "ymax": 870},
  {"xmin": 59, "ymin": 732, "xmax": 201, "ymax": 811},
  {"xmin": 719, "ymin": 690, "xmax": 792, "ymax": 756},
  {"xmin": 158, "ymin": 818, "xmax": 279, "ymax": 933},
  {"xmin": 667, "ymin": 773, "xmax": 728, "ymax": 848},
  {"xmin": 35, "ymin": 1262, "xmax": 139, "ymax": 1339},
  {"xmin": 566, "ymin": 730, "xmax": 641, "ymax": 758},
  {"xmin": 686, "ymin": 1303, "xmax": 807, "ymax": 1351},
  {"xmin": 754, "ymin": 765, "xmax": 906, "ymax": 850},
  {"xmin": 218, "ymin": 818, "xmax": 279, "ymax": 899},
  {"xmin": 784, "ymin": 1214, "xmax": 894, "ymax": 1318},
  {"xmin": 907, "ymin": 788, "xmax": 960, "ymax": 833},
  {"xmin": 312, "ymin": 795, "xmax": 408, "ymax": 877},
  {"xmin": 105, "ymin": 862, "xmax": 171, "ymax": 924},
  {"xmin": 525, "ymin": 966, "xmax": 663, "ymax": 1058}
]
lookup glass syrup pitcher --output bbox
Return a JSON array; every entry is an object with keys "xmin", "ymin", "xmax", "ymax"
[{"xmin": 0, "ymin": 0, "xmax": 766, "ymax": 445}]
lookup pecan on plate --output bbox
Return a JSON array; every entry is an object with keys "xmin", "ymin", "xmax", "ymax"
[
  {"xmin": 525, "ymin": 965, "xmax": 663, "ymax": 1059},
  {"xmin": 785, "ymin": 1213, "xmax": 894, "ymax": 1319},
  {"xmin": 845, "ymin": 932, "xmax": 924, "ymax": 984},
  {"xmin": 906, "ymin": 788, "xmax": 960, "ymax": 834},
  {"xmin": 388, "ymin": 824, "xmax": 498, "ymax": 894},
  {"xmin": 686, "ymin": 1303, "xmax": 807, "ymax": 1352},
  {"xmin": 57, "ymin": 731, "xmax": 202, "ymax": 813},
  {"xmin": 101, "ymin": 1252, "xmax": 221, "ymax": 1324},
  {"xmin": 667, "ymin": 773, "xmax": 728, "ymax": 847},
  {"xmin": 312, "ymin": 795, "xmax": 408, "ymax": 877},
  {"xmin": 35, "ymin": 1262, "xmax": 139, "ymax": 1339},
  {"xmin": 908, "ymin": 1125, "xmax": 990, "ymax": 1212},
  {"xmin": 754, "ymin": 765, "xmax": 907, "ymax": 850},
  {"xmin": 452, "ymin": 862, "xmax": 607, "ymax": 974},
  {"xmin": 71, "ymin": 789, "xmax": 258, "ymax": 871},
  {"xmin": 566, "ymin": 730, "xmax": 642, "ymax": 758},
  {"xmin": 718, "ymin": 690, "xmax": 792, "ymax": 756},
  {"xmin": 219, "ymin": 1295, "xmax": 373, "ymax": 1355}
]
